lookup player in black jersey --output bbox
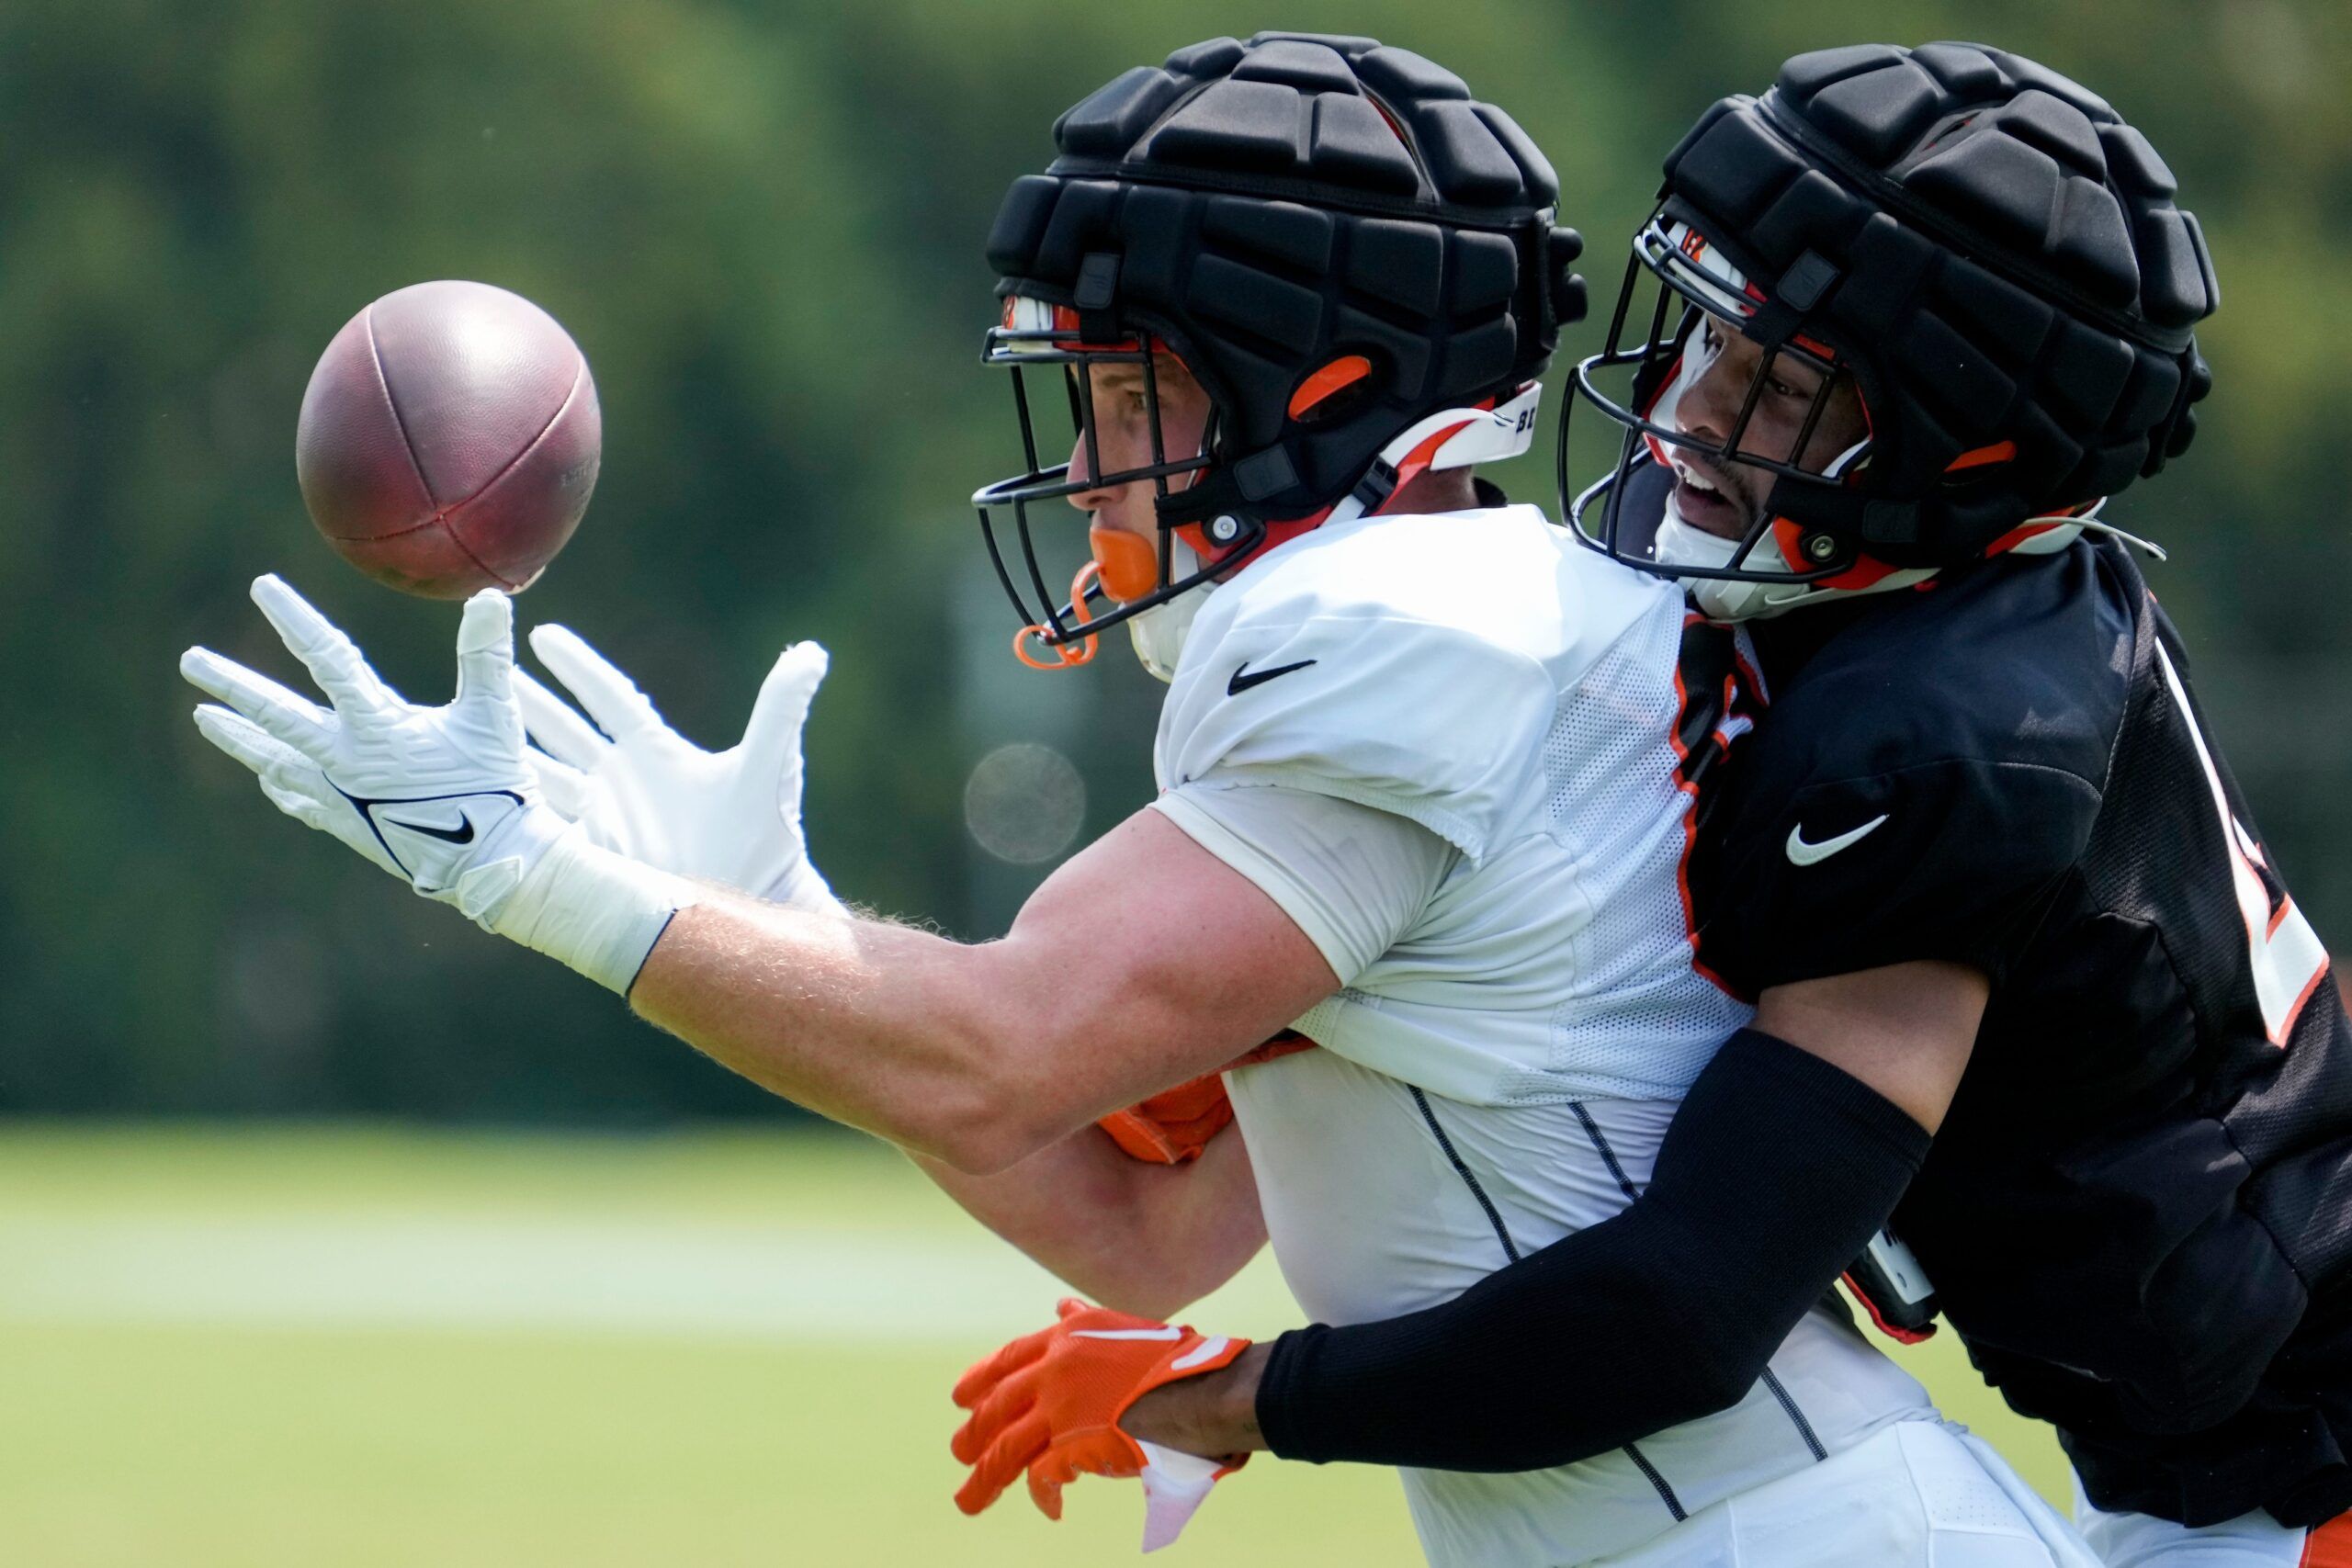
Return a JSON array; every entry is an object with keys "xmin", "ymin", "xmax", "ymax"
[{"xmin": 1114, "ymin": 42, "xmax": 2352, "ymax": 1564}]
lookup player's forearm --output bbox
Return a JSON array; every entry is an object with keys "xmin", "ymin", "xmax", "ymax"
[
  {"xmin": 915, "ymin": 1126, "xmax": 1268, "ymax": 1319},
  {"xmin": 1206, "ymin": 1031, "xmax": 1931, "ymax": 1472},
  {"xmin": 626, "ymin": 810, "xmax": 1337, "ymax": 1175},
  {"xmin": 628, "ymin": 896, "xmax": 1074, "ymax": 1172},
  {"xmin": 1123, "ymin": 1341, "xmax": 1273, "ymax": 1456}
]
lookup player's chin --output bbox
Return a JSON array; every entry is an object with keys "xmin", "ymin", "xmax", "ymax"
[
  {"xmin": 1710, "ymin": 491, "xmax": 1767, "ymax": 547},
  {"xmin": 1670, "ymin": 475, "xmax": 1749, "ymax": 540}
]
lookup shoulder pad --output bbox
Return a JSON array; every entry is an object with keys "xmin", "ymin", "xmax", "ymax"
[
  {"xmin": 1699, "ymin": 545, "xmax": 2133, "ymax": 986},
  {"xmin": 1158, "ymin": 603, "xmax": 1555, "ymax": 861},
  {"xmin": 1155, "ymin": 507, "xmax": 1674, "ymax": 858},
  {"xmin": 1751, "ymin": 543, "xmax": 2132, "ymax": 798}
]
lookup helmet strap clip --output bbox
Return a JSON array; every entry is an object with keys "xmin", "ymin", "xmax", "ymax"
[
  {"xmin": 1073, "ymin": 252, "xmax": 1122, "ymax": 344},
  {"xmin": 1350, "ymin": 458, "xmax": 1399, "ymax": 515}
]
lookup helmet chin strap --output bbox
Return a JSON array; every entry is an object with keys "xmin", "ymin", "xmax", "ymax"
[
  {"xmin": 1656, "ymin": 438, "xmax": 1894, "ymax": 621},
  {"xmin": 1126, "ymin": 578, "xmax": 1206, "ymax": 682},
  {"xmin": 1125, "ymin": 382, "xmax": 1545, "ymax": 681},
  {"xmin": 1682, "ymin": 502, "xmax": 2168, "ymax": 623},
  {"xmin": 1704, "ymin": 557, "xmax": 1931, "ymax": 622},
  {"xmin": 2014, "ymin": 501, "xmax": 2166, "ymax": 563}
]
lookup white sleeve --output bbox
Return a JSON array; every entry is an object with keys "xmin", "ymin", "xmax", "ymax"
[{"xmin": 1151, "ymin": 782, "xmax": 1455, "ymax": 986}]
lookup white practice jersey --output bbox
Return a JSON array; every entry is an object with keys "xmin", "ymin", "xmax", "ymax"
[
  {"xmin": 1154, "ymin": 503, "xmax": 1748, "ymax": 1104},
  {"xmin": 1150, "ymin": 504, "xmax": 1939, "ymax": 1567}
]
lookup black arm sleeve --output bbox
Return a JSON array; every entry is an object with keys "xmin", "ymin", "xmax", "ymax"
[{"xmin": 1253, "ymin": 1029, "xmax": 1930, "ymax": 1472}]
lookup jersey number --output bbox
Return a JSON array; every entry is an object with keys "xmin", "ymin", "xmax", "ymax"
[{"xmin": 2156, "ymin": 642, "xmax": 2330, "ymax": 1044}]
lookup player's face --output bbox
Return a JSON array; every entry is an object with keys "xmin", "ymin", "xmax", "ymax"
[
  {"xmin": 1668, "ymin": 312, "xmax": 1868, "ymax": 539},
  {"xmin": 1064, "ymin": 356, "xmax": 1213, "ymax": 541}
]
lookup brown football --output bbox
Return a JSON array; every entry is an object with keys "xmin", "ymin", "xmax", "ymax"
[{"xmin": 295, "ymin": 280, "xmax": 601, "ymax": 598}]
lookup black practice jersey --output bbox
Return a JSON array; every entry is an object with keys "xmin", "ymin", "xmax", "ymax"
[{"xmin": 1687, "ymin": 535, "xmax": 2352, "ymax": 1528}]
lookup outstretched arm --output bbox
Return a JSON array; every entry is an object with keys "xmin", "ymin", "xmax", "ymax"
[
  {"xmin": 626, "ymin": 807, "xmax": 1332, "ymax": 1173},
  {"xmin": 502, "ymin": 615, "xmax": 1273, "ymax": 1294},
  {"xmin": 181, "ymin": 580, "xmax": 1341, "ymax": 1183},
  {"xmin": 1119, "ymin": 962, "xmax": 1985, "ymax": 1468}
]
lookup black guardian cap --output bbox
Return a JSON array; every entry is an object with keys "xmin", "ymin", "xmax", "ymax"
[
  {"xmin": 976, "ymin": 33, "xmax": 1585, "ymax": 665},
  {"xmin": 1566, "ymin": 42, "xmax": 2217, "ymax": 617}
]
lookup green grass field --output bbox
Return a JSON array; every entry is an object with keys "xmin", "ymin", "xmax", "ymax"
[{"xmin": 0, "ymin": 1126, "xmax": 2069, "ymax": 1565}]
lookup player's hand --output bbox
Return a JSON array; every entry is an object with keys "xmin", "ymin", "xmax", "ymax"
[
  {"xmin": 1097, "ymin": 1074, "xmax": 1237, "ymax": 1165},
  {"xmin": 952, "ymin": 1297, "xmax": 1250, "ymax": 1552},
  {"xmin": 515, "ymin": 625, "xmax": 840, "ymax": 911},
  {"xmin": 181, "ymin": 574, "xmax": 565, "ymax": 924}
]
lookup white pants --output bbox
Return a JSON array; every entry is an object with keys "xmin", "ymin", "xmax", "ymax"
[
  {"xmin": 2069, "ymin": 1472, "xmax": 2337, "ymax": 1565},
  {"xmin": 1589, "ymin": 1419, "xmax": 2098, "ymax": 1567}
]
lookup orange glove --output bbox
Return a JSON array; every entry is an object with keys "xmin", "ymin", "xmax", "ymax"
[
  {"xmin": 1096, "ymin": 1074, "xmax": 1236, "ymax": 1165},
  {"xmin": 952, "ymin": 1298, "xmax": 1250, "ymax": 1549},
  {"xmin": 1095, "ymin": 1033, "xmax": 1321, "ymax": 1166}
]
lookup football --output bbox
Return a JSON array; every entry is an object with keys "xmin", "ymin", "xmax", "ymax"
[{"xmin": 294, "ymin": 279, "xmax": 601, "ymax": 598}]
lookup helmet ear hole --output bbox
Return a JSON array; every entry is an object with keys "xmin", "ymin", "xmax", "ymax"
[{"xmin": 1287, "ymin": 354, "xmax": 1381, "ymax": 426}]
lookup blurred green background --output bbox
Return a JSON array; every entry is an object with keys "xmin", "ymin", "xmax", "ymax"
[
  {"xmin": 0, "ymin": 1126, "xmax": 2068, "ymax": 1566},
  {"xmin": 0, "ymin": 0, "xmax": 2344, "ymax": 1561},
  {"xmin": 9, "ymin": 0, "xmax": 2346, "ymax": 1117}
]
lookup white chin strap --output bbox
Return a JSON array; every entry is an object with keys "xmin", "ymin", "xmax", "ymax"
[
  {"xmin": 1671, "ymin": 485, "xmax": 2099, "ymax": 624},
  {"xmin": 1125, "ymin": 382, "xmax": 1545, "ymax": 680},
  {"xmin": 1655, "ymin": 494, "xmax": 1809, "ymax": 622},
  {"xmin": 1127, "ymin": 563, "xmax": 1208, "ymax": 682}
]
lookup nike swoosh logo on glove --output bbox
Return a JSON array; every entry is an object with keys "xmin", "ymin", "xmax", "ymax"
[
  {"xmin": 379, "ymin": 811, "xmax": 478, "ymax": 845},
  {"xmin": 337, "ymin": 786, "xmax": 524, "ymax": 869},
  {"xmin": 1785, "ymin": 814, "xmax": 1890, "ymax": 866},
  {"xmin": 1170, "ymin": 1336, "xmax": 1232, "ymax": 1372}
]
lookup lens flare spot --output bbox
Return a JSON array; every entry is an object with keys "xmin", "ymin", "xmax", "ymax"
[{"xmin": 964, "ymin": 743, "xmax": 1086, "ymax": 864}]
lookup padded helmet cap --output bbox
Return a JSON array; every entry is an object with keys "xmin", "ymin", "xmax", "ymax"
[
  {"xmin": 1647, "ymin": 40, "xmax": 2214, "ymax": 561},
  {"xmin": 985, "ymin": 33, "xmax": 1582, "ymax": 529}
]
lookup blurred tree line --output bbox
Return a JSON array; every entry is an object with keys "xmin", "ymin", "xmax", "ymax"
[{"xmin": 2, "ymin": 0, "xmax": 2346, "ymax": 1119}]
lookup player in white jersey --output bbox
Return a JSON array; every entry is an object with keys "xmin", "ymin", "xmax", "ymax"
[{"xmin": 178, "ymin": 35, "xmax": 2088, "ymax": 1566}]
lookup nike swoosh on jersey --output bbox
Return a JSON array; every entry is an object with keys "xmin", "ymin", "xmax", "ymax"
[
  {"xmin": 1785, "ymin": 813, "xmax": 1889, "ymax": 865},
  {"xmin": 1227, "ymin": 658, "xmax": 1317, "ymax": 695}
]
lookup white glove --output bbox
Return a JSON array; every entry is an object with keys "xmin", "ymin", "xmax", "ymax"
[
  {"xmin": 182, "ymin": 575, "xmax": 689, "ymax": 993},
  {"xmin": 515, "ymin": 624, "xmax": 842, "ymax": 913}
]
